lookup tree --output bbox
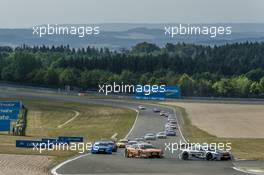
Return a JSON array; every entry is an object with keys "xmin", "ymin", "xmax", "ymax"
[
  {"xmin": 178, "ymin": 74, "xmax": 195, "ymax": 96},
  {"xmin": 44, "ymin": 68, "xmax": 59, "ymax": 85},
  {"xmin": 212, "ymin": 79, "xmax": 233, "ymax": 97},
  {"xmin": 1, "ymin": 66, "xmax": 15, "ymax": 81},
  {"xmin": 245, "ymin": 69, "xmax": 264, "ymax": 81},
  {"xmin": 32, "ymin": 69, "xmax": 46, "ymax": 84},
  {"xmin": 59, "ymin": 69, "xmax": 77, "ymax": 86},
  {"xmin": 231, "ymin": 76, "xmax": 251, "ymax": 97},
  {"xmin": 132, "ymin": 42, "xmax": 160, "ymax": 54},
  {"xmin": 120, "ymin": 70, "xmax": 134, "ymax": 84},
  {"xmin": 11, "ymin": 52, "xmax": 41, "ymax": 81},
  {"xmin": 250, "ymin": 82, "xmax": 260, "ymax": 96},
  {"xmin": 259, "ymin": 76, "xmax": 264, "ymax": 94},
  {"xmin": 195, "ymin": 79, "xmax": 213, "ymax": 96}
]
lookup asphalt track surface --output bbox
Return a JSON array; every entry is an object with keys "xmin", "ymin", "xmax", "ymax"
[{"xmin": 0, "ymin": 91, "xmax": 248, "ymax": 175}]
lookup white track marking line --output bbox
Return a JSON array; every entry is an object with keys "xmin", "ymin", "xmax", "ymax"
[
  {"xmin": 125, "ymin": 108, "xmax": 139, "ymax": 139},
  {"xmin": 51, "ymin": 154, "xmax": 89, "ymax": 175},
  {"xmin": 57, "ymin": 110, "xmax": 80, "ymax": 128},
  {"xmin": 233, "ymin": 166, "xmax": 264, "ymax": 175},
  {"xmin": 111, "ymin": 133, "xmax": 118, "ymax": 140}
]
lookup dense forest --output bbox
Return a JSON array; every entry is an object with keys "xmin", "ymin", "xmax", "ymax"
[{"xmin": 0, "ymin": 42, "xmax": 264, "ymax": 98}]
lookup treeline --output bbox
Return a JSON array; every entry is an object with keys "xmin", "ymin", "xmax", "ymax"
[{"xmin": 0, "ymin": 42, "xmax": 264, "ymax": 97}]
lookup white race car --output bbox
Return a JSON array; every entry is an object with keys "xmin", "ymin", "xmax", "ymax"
[
  {"xmin": 144, "ymin": 133, "xmax": 156, "ymax": 140},
  {"xmin": 126, "ymin": 140, "xmax": 138, "ymax": 148},
  {"xmin": 179, "ymin": 144, "xmax": 232, "ymax": 161},
  {"xmin": 156, "ymin": 131, "xmax": 167, "ymax": 139},
  {"xmin": 138, "ymin": 105, "xmax": 146, "ymax": 110}
]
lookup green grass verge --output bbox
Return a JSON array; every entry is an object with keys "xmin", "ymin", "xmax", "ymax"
[
  {"xmin": 0, "ymin": 98, "xmax": 136, "ymax": 159},
  {"xmin": 174, "ymin": 105, "xmax": 264, "ymax": 160}
]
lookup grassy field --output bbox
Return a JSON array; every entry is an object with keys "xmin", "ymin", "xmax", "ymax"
[
  {"xmin": 160, "ymin": 102, "xmax": 264, "ymax": 160},
  {"xmin": 0, "ymin": 98, "xmax": 136, "ymax": 159}
]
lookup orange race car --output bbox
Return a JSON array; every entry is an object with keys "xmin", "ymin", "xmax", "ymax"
[{"xmin": 125, "ymin": 143, "xmax": 163, "ymax": 158}]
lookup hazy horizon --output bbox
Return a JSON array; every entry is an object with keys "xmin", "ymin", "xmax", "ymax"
[{"xmin": 1, "ymin": 0, "xmax": 264, "ymax": 28}]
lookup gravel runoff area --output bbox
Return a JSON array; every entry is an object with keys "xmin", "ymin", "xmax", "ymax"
[
  {"xmin": 162, "ymin": 102, "xmax": 264, "ymax": 138},
  {"xmin": 0, "ymin": 154, "xmax": 53, "ymax": 175}
]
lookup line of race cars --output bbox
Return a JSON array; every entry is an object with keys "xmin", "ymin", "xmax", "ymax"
[{"xmin": 91, "ymin": 105, "xmax": 233, "ymax": 161}]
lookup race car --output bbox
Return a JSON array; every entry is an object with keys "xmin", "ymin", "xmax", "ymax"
[
  {"xmin": 156, "ymin": 131, "xmax": 167, "ymax": 139},
  {"xmin": 180, "ymin": 144, "xmax": 232, "ymax": 161},
  {"xmin": 116, "ymin": 138, "xmax": 128, "ymax": 148},
  {"xmin": 144, "ymin": 133, "xmax": 156, "ymax": 140},
  {"xmin": 126, "ymin": 140, "xmax": 138, "ymax": 148},
  {"xmin": 168, "ymin": 116, "xmax": 176, "ymax": 120},
  {"xmin": 165, "ymin": 123, "xmax": 177, "ymax": 129},
  {"xmin": 168, "ymin": 120, "xmax": 177, "ymax": 124},
  {"xmin": 125, "ymin": 143, "xmax": 163, "ymax": 158},
  {"xmin": 138, "ymin": 105, "xmax": 146, "ymax": 110},
  {"xmin": 153, "ymin": 108, "xmax": 161, "ymax": 113},
  {"xmin": 165, "ymin": 129, "xmax": 176, "ymax": 136},
  {"xmin": 101, "ymin": 140, "xmax": 118, "ymax": 152},
  {"xmin": 135, "ymin": 137, "xmax": 144, "ymax": 142},
  {"xmin": 91, "ymin": 141, "xmax": 113, "ymax": 154},
  {"xmin": 160, "ymin": 111, "xmax": 169, "ymax": 117}
]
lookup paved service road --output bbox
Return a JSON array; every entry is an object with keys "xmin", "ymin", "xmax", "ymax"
[{"xmin": 0, "ymin": 91, "xmax": 248, "ymax": 175}]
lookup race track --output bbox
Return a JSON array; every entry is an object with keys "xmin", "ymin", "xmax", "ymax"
[{"xmin": 0, "ymin": 91, "xmax": 248, "ymax": 175}]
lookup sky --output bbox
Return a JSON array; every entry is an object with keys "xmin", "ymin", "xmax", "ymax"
[{"xmin": 0, "ymin": 0, "xmax": 264, "ymax": 28}]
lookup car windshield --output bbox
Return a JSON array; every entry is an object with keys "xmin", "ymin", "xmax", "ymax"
[
  {"xmin": 99, "ymin": 143, "xmax": 109, "ymax": 146},
  {"xmin": 146, "ymin": 133, "xmax": 154, "ymax": 136},
  {"xmin": 140, "ymin": 144, "xmax": 155, "ymax": 149}
]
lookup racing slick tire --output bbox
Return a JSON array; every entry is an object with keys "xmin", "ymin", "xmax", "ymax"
[
  {"xmin": 182, "ymin": 152, "xmax": 189, "ymax": 160},
  {"xmin": 124, "ymin": 149, "xmax": 130, "ymax": 158},
  {"xmin": 206, "ymin": 152, "xmax": 213, "ymax": 161},
  {"xmin": 138, "ymin": 151, "xmax": 143, "ymax": 158}
]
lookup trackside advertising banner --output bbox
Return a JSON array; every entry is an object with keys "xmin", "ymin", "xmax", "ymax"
[
  {"xmin": 0, "ymin": 101, "xmax": 21, "ymax": 131},
  {"xmin": 135, "ymin": 85, "xmax": 180, "ymax": 100},
  {"xmin": 0, "ymin": 120, "xmax": 10, "ymax": 131}
]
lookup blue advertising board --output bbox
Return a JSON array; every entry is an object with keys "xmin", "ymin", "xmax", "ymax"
[
  {"xmin": 0, "ymin": 101, "xmax": 21, "ymax": 110},
  {"xmin": 16, "ymin": 140, "xmax": 52, "ymax": 148},
  {"xmin": 0, "ymin": 112, "xmax": 19, "ymax": 120},
  {"xmin": 164, "ymin": 86, "xmax": 181, "ymax": 98},
  {"xmin": 0, "ymin": 120, "xmax": 10, "ymax": 131},
  {"xmin": 58, "ymin": 136, "xmax": 83, "ymax": 143},
  {"xmin": 134, "ymin": 85, "xmax": 181, "ymax": 100},
  {"xmin": 135, "ymin": 91, "xmax": 165, "ymax": 100},
  {"xmin": 42, "ymin": 138, "xmax": 69, "ymax": 145},
  {"xmin": 0, "ymin": 101, "xmax": 21, "ymax": 121}
]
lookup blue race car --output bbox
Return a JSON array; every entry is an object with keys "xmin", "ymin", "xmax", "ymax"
[
  {"xmin": 166, "ymin": 130, "xmax": 176, "ymax": 136},
  {"xmin": 91, "ymin": 141, "xmax": 113, "ymax": 154}
]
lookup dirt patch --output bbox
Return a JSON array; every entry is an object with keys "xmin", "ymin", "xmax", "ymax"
[
  {"xmin": 162, "ymin": 102, "xmax": 264, "ymax": 138},
  {"xmin": 0, "ymin": 154, "xmax": 53, "ymax": 175}
]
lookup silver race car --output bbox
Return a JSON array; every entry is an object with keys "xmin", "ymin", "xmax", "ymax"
[
  {"xmin": 144, "ymin": 133, "xmax": 156, "ymax": 140},
  {"xmin": 179, "ymin": 144, "xmax": 232, "ymax": 161},
  {"xmin": 156, "ymin": 131, "xmax": 167, "ymax": 139}
]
